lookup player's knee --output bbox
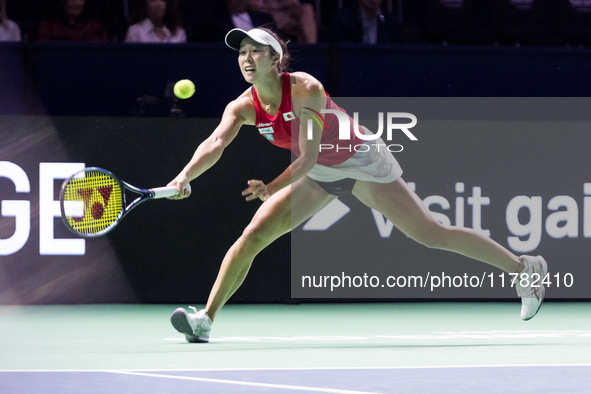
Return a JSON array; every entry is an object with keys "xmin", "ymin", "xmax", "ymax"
[
  {"xmin": 241, "ymin": 221, "xmax": 270, "ymax": 251},
  {"xmin": 410, "ymin": 221, "xmax": 449, "ymax": 250}
]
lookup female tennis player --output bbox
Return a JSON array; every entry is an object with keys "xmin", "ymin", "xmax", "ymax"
[{"xmin": 167, "ymin": 27, "xmax": 548, "ymax": 343}]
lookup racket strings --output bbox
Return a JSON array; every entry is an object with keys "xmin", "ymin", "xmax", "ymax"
[{"xmin": 62, "ymin": 170, "xmax": 124, "ymax": 236}]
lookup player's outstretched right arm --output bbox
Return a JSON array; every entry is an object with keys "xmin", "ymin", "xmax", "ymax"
[{"xmin": 167, "ymin": 96, "xmax": 253, "ymax": 199}]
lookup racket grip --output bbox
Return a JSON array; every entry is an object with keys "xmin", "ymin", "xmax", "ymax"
[{"xmin": 152, "ymin": 185, "xmax": 191, "ymax": 199}]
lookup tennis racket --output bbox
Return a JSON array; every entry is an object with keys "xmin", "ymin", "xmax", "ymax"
[{"xmin": 59, "ymin": 167, "xmax": 189, "ymax": 238}]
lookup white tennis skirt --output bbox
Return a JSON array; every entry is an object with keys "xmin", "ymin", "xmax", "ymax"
[{"xmin": 306, "ymin": 135, "xmax": 403, "ymax": 184}]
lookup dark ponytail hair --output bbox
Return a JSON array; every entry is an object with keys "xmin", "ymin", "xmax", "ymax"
[{"xmin": 256, "ymin": 26, "xmax": 291, "ymax": 73}]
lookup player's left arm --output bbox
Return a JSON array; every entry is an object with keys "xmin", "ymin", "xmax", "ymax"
[
  {"xmin": 289, "ymin": 73, "xmax": 326, "ymax": 184},
  {"xmin": 243, "ymin": 73, "xmax": 325, "ymax": 202}
]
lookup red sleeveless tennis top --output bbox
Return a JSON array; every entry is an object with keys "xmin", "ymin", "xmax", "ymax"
[{"xmin": 252, "ymin": 73, "xmax": 363, "ymax": 166}]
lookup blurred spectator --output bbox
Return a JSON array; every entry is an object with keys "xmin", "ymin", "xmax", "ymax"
[
  {"xmin": 36, "ymin": 0, "xmax": 108, "ymax": 42},
  {"xmin": 251, "ymin": 0, "xmax": 317, "ymax": 43},
  {"xmin": 327, "ymin": 0, "xmax": 400, "ymax": 44},
  {"xmin": 181, "ymin": 0, "xmax": 275, "ymax": 42},
  {"xmin": 0, "ymin": 0, "xmax": 21, "ymax": 41},
  {"xmin": 5, "ymin": 0, "xmax": 46, "ymax": 42},
  {"xmin": 125, "ymin": 0, "xmax": 185, "ymax": 43}
]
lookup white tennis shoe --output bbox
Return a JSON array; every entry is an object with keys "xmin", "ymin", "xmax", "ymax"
[
  {"xmin": 515, "ymin": 255, "xmax": 548, "ymax": 321},
  {"xmin": 170, "ymin": 306, "xmax": 212, "ymax": 343}
]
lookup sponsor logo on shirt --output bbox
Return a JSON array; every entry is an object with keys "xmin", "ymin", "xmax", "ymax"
[{"xmin": 257, "ymin": 126, "xmax": 275, "ymax": 141}]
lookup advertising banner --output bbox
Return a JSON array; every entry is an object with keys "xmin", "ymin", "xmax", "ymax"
[{"xmin": 291, "ymin": 98, "xmax": 590, "ymax": 299}]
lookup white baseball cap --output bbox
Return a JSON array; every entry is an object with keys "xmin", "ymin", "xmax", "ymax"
[{"xmin": 225, "ymin": 28, "xmax": 283, "ymax": 62}]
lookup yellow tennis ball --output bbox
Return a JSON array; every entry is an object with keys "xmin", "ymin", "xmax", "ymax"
[{"xmin": 173, "ymin": 79, "xmax": 195, "ymax": 99}]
